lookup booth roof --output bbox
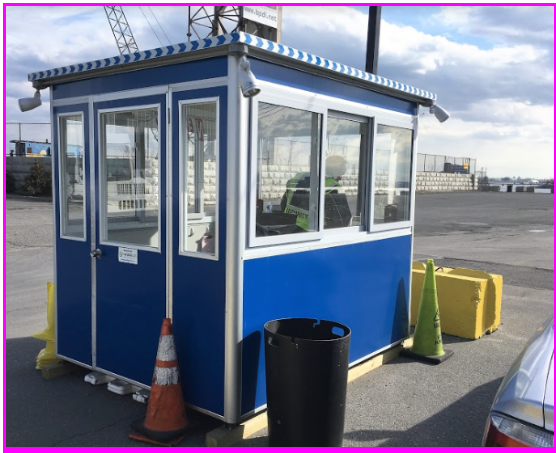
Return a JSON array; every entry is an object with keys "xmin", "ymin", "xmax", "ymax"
[{"xmin": 28, "ymin": 32, "xmax": 436, "ymax": 103}]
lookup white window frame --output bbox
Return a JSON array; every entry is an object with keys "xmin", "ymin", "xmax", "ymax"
[
  {"xmin": 246, "ymin": 79, "xmax": 418, "ymax": 253},
  {"xmin": 249, "ymin": 89, "xmax": 327, "ymax": 248},
  {"xmin": 178, "ymin": 97, "xmax": 220, "ymax": 260},
  {"xmin": 97, "ymin": 103, "xmax": 162, "ymax": 252},
  {"xmin": 321, "ymin": 110, "xmax": 371, "ymax": 237},
  {"xmin": 370, "ymin": 116, "xmax": 417, "ymax": 233},
  {"xmin": 58, "ymin": 111, "xmax": 87, "ymax": 242}
]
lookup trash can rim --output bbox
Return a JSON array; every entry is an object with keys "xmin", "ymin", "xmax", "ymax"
[{"xmin": 264, "ymin": 317, "xmax": 351, "ymax": 341}]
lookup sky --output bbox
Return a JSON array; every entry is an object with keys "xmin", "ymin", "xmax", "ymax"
[{"xmin": 3, "ymin": 4, "xmax": 554, "ymax": 179}]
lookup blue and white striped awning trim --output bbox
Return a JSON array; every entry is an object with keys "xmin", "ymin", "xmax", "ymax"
[{"xmin": 29, "ymin": 32, "xmax": 436, "ymax": 102}]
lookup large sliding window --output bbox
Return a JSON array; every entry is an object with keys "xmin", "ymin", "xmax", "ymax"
[
  {"xmin": 249, "ymin": 88, "xmax": 415, "ymax": 249},
  {"xmin": 180, "ymin": 100, "xmax": 218, "ymax": 257},
  {"xmin": 255, "ymin": 102, "xmax": 322, "ymax": 238},
  {"xmin": 373, "ymin": 125, "xmax": 413, "ymax": 225},
  {"xmin": 99, "ymin": 107, "xmax": 160, "ymax": 249},
  {"xmin": 59, "ymin": 114, "xmax": 86, "ymax": 239}
]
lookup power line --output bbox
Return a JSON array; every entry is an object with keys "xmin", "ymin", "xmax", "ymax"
[
  {"xmin": 138, "ymin": 6, "xmax": 163, "ymax": 47},
  {"xmin": 147, "ymin": 6, "xmax": 172, "ymax": 46}
]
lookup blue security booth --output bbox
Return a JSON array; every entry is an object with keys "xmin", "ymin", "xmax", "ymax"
[{"xmin": 25, "ymin": 32, "xmax": 442, "ymax": 424}]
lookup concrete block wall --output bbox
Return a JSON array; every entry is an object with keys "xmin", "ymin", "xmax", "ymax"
[
  {"xmin": 187, "ymin": 161, "xmax": 217, "ymax": 206},
  {"xmin": 415, "ymin": 172, "xmax": 477, "ymax": 192},
  {"xmin": 6, "ymin": 159, "xmax": 477, "ymax": 198},
  {"xmin": 6, "ymin": 156, "xmax": 52, "ymax": 193},
  {"xmin": 258, "ymin": 166, "xmax": 477, "ymax": 198}
]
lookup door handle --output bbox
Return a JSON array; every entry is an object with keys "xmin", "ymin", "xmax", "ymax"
[{"xmin": 90, "ymin": 249, "xmax": 103, "ymax": 259}]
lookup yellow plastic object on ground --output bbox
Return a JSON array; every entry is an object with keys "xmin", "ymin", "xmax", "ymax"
[
  {"xmin": 411, "ymin": 262, "xmax": 503, "ymax": 340},
  {"xmin": 33, "ymin": 282, "xmax": 58, "ymax": 369}
]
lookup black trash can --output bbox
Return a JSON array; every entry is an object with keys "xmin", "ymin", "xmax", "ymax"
[{"xmin": 264, "ymin": 318, "xmax": 351, "ymax": 447}]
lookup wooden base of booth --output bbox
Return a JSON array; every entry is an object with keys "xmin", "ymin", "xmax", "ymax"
[{"xmin": 205, "ymin": 338, "xmax": 414, "ymax": 447}]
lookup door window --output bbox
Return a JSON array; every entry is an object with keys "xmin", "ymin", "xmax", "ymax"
[
  {"xmin": 100, "ymin": 107, "xmax": 160, "ymax": 249},
  {"xmin": 59, "ymin": 114, "xmax": 86, "ymax": 239},
  {"xmin": 180, "ymin": 101, "xmax": 218, "ymax": 256}
]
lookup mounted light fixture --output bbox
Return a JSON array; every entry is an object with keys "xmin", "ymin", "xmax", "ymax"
[
  {"xmin": 430, "ymin": 103, "xmax": 450, "ymax": 123},
  {"xmin": 238, "ymin": 56, "xmax": 261, "ymax": 98},
  {"xmin": 18, "ymin": 89, "xmax": 42, "ymax": 112}
]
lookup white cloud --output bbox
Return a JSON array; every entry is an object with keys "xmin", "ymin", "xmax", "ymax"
[
  {"xmin": 419, "ymin": 109, "xmax": 554, "ymax": 178},
  {"xmin": 435, "ymin": 6, "xmax": 554, "ymax": 46},
  {"xmin": 281, "ymin": 5, "xmax": 553, "ymax": 177},
  {"xmin": 4, "ymin": 5, "xmax": 554, "ymax": 177}
]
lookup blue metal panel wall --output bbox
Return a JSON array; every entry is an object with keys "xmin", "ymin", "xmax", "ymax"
[
  {"xmin": 241, "ymin": 235, "xmax": 412, "ymax": 415},
  {"xmin": 250, "ymin": 59, "xmax": 418, "ymax": 115},
  {"xmin": 52, "ymin": 57, "xmax": 228, "ymax": 100},
  {"xmin": 171, "ymin": 87, "xmax": 228, "ymax": 417},
  {"xmin": 53, "ymin": 103, "xmax": 92, "ymax": 365}
]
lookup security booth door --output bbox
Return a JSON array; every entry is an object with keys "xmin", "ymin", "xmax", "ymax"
[
  {"xmin": 54, "ymin": 104, "xmax": 92, "ymax": 366},
  {"xmin": 93, "ymin": 95, "xmax": 167, "ymax": 386}
]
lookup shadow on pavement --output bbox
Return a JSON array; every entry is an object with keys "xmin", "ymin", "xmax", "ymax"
[
  {"xmin": 440, "ymin": 334, "xmax": 473, "ymax": 346},
  {"xmin": 5, "ymin": 337, "xmax": 219, "ymax": 447},
  {"xmin": 234, "ymin": 376, "xmax": 502, "ymax": 447},
  {"xmin": 343, "ymin": 378, "xmax": 501, "ymax": 447}
]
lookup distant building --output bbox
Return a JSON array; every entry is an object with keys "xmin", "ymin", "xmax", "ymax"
[
  {"xmin": 9, "ymin": 139, "xmax": 51, "ymax": 157},
  {"xmin": 9, "ymin": 140, "xmax": 82, "ymax": 158}
]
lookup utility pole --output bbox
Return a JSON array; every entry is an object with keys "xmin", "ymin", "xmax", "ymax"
[{"xmin": 365, "ymin": 6, "xmax": 382, "ymax": 74}]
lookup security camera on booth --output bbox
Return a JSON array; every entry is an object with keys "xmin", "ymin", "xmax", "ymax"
[
  {"xmin": 18, "ymin": 90, "xmax": 42, "ymax": 112},
  {"xmin": 238, "ymin": 56, "xmax": 261, "ymax": 98},
  {"xmin": 429, "ymin": 103, "xmax": 450, "ymax": 123}
]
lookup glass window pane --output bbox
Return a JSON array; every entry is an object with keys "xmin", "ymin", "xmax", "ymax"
[
  {"xmin": 59, "ymin": 114, "xmax": 85, "ymax": 239},
  {"xmin": 101, "ymin": 108, "xmax": 160, "ymax": 248},
  {"xmin": 374, "ymin": 125, "xmax": 413, "ymax": 224},
  {"xmin": 325, "ymin": 117, "xmax": 367, "ymax": 229},
  {"xmin": 256, "ymin": 102, "xmax": 321, "ymax": 237},
  {"xmin": 181, "ymin": 102, "xmax": 217, "ymax": 255}
]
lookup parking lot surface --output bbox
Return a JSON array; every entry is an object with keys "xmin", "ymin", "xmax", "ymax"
[{"xmin": 5, "ymin": 192, "xmax": 554, "ymax": 447}]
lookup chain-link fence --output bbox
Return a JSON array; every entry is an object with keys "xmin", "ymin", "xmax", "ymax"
[
  {"xmin": 416, "ymin": 153, "xmax": 476, "ymax": 175},
  {"xmin": 6, "ymin": 123, "xmax": 51, "ymax": 156},
  {"xmin": 6, "ymin": 123, "xmax": 481, "ymax": 178},
  {"xmin": 475, "ymin": 168, "xmax": 492, "ymax": 191}
]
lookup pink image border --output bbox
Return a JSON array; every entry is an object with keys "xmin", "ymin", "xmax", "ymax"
[{"xmin": 3, "ymin": 2, "xmax": 555, "ymax": 451}]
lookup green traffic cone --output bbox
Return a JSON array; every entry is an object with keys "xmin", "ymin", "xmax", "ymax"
[{"xmin": 404, "ymin": 259, "xmax": 453, "ymax": 364}]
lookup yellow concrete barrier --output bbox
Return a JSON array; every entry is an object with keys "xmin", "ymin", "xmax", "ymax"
[
  {"xmin": 411, "ymin": 263, "xmax": 503, "ymax": 340},
  {"xmin": 33, "ymin": 282, "xmax": 58, "ymax": 369}
]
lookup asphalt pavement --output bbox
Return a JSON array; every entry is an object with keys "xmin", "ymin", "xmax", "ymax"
[{"xmin": 5, "ymin": 192, "xmax": 554, "ymax": 447}]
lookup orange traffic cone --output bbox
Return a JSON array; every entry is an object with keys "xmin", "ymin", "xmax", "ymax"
[{"xmin": 129, "ymin": 318, "xmax": 192, "ymax": 446}]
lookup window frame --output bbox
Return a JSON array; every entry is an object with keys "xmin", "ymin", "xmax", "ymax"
[
  {"xmin": 58, "ymin": 111, "xmax": 87, "ymax": 241},
  {"xmin": 369, "ymin": 117, "xmax": 417, "ymax": 233},
  {"xmin": 97, "ymin": 103, "xmax": 162, "ymax": 252},
  {"xmin": 246, "ymin": 80, "xmax": 418, "ymax": 252},
  {"xmin": 248, "ymin": 90, "xmax": 327, "ymax": 248},
  {"xmin": 321, "ymin": 110, "xmax": 372, "ymax": 237},
  {"xmin": 178, "ymin": 97, "xmax": 220, "ymax": 260}
]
